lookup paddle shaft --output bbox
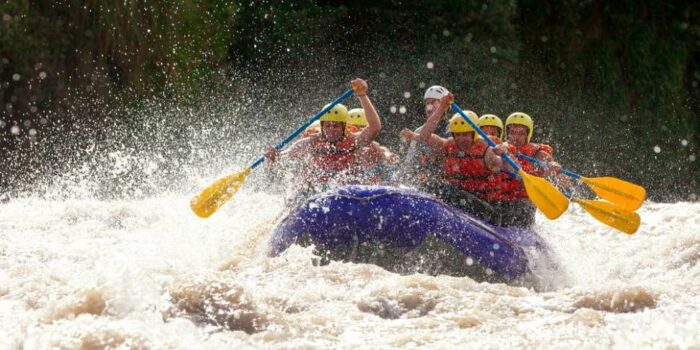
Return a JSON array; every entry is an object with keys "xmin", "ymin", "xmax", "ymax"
[
  {"xmin": 249, "ymin": 88, "xmax": 355, "ymax": 169},
  {"xmin": 516, "ymin": 153, "xmax": 579, "ymax": 179},
  {"xmin": 451, "ymin": 103, "xmax": 522, "ymax": 171}
]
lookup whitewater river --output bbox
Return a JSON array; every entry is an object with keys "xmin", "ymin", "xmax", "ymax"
[{"xmin": 1, "ymin": 182, "xmax": 698, "ymax": 349}]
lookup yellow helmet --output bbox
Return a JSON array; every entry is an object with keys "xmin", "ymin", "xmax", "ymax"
[
  {"xmin": 319, "ymin": 103, "xmax": 348, "ymax": 123},
  {"xmin": 448, "ymin": 113, "xmax": 477, "ymax": 134},
  {"xmin": 478, "ymin": 114, "xmax": 504, "ymax": 139},
  {"xmin": 347, "ymin": 108, "xmax": 368, "ymax": 127},
  {"xmin": 505, "ymin": 112, "xmax": 534, "ymax": 142}
]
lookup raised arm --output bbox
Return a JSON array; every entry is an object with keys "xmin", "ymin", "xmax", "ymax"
[
  {"xmin": 353, "ymin": 78, "xmax": 381, "ymax": 147},
  {"xmin": 415, "ymin": 92, "xmax": 452, "ymax": 152},
  {"xmin": 417, "ymin": 93, "xmax": 452, "ymax": 142}
]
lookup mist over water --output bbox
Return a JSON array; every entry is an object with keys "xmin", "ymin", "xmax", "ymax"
[{"xmin": 1, "ymin": 93, "xmax": 699, "ymax": 348}]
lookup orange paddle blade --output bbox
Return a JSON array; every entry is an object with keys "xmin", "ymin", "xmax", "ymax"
[
  {"xmin": 190, "ymin": 168, "xmax": 252, "ymax": 218},
  {"xmin": 519, "ymin": 169, "xmax": 570, "ymax": 220},
  {"xmin": 581, "ymin": 176, "xmax": 646, "ymax": 211},
  {"xmin": 573, "ymin": 198, "xmax": 641, "ymax": 234}
]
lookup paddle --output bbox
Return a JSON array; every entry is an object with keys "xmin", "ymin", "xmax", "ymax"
[
  {"xmin": 516, "ymin": 153, "xmax": 646, "ymax": 211},
  {"xmin": 190, "ymin": 89, "xmax": 355, "ymax": 218},
  {"xmin": 572, "ymin": 198, "xmax": 640, "ymax": 234},
  {"xmin": 513, "ymin": 153, "xmax": 640, "ymax": 233},
  {"xmin": 451, "ymin": 103, "xmax": 570, "ymax": 220}
]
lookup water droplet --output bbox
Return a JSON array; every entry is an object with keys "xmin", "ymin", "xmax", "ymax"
[
  {"xmin": 490, "ymin": 46, "xmax": 497, "ymax": 53},
  {"xmin": 540, "ymin": 35, "xmax": 548, "ymax": 43},
  {"xmin": 1, "ymin": 58, "xmax": 8, "ymax": 65},
  {"xmin": 399, "ymin": 106, "xmax": 406, "ymax": 114},
  {"xmin": 2, "ymin": 14, "xmax": 11, "ymax": 22},
  {"xmin": 653, "ymin": 146, "xmax": 661, "ymax": 153},
  {"xmin": 492, "ymin": 243, "xmax": 500, "ymax": 250},
  {"xmin": 690, "ymin": 155, "xmax": 696, "ymax": 162},
  {"xmin": 28, "ymin": 129, "xmax": 37, "ymax": 136},
  {"xmin": 38, "ymin": 71, "xmax": 47, "ymax": 79},
  {"xmin": 0, "ymin": 120, "xmax": 5, "ymax": 128},
  {"xmin": 30, "ymin": 106, "xmax": 38, "ymax": 113},
  {"xmin": 492, "ymin": 58, "xmax": 498, "ymax": 64},
  {"xmin": 485, "ymin": 268, "xmax": 494, "ymax": 275},
  {"xmin": 681, "ymin": 139, "xmax": 688, "ymax": 146},
  {"xmin": 403, "ymin": 92, "xmax": 411, "ymax": 99},
  {"xmin": 620, "ymin": 115, "xmax": 628, "ymax": 122},
  {"xmin": 442, "ymin": 29, "xmax": 450, "ymax": 37},
  {"xmin": 419, "ymin": 82, "xmax": 426, "ymax": 88},
  {"xmin": 23, "ymin": 120, "xmax": 31, "ymax": 127},
  {"xmin": 426, "ymin": 62, "xmax": 434, "ymax": 69},
  {"xmin": 12, "ymin": 73, "xmax": 20, "ymax": 81},
  {"xmin": 390, "ymin": 106, "xmax": 397, "ymax": 114},
  {"xmin": 466, "ymin": 33, "xmax": 473, "ymax": 42},
  {"xmin": 689, "ymin": 193, "xmax": 698, "ymax": 201},
  {"xmin": 10, "ymin": 125, "xmax": 20, "ymax": 135},
  {"xmin": 465, "ymin": 257, "xmax": 474, "ymax": 266}
]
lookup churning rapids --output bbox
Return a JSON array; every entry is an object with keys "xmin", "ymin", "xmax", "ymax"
[{"xmin": 1, "ymin": 172, "xmax": 698, "ymax": 349}]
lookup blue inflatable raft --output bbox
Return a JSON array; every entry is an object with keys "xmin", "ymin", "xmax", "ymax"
[{"xmin": 268, "ymin": 185, "xmax": 553, "ymax": 281}]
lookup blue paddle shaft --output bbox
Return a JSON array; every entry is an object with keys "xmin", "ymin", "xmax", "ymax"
[
  {"xmin": 249, "ymin": 89, "xmax": 355, "ymax": 169},
  {"xmin": 515, "ymin": 153, "xmax": 581, "ymax": 180},
  {"xmin": 451, "ymin": 103, "xmax": 522, "ymax": 172}
]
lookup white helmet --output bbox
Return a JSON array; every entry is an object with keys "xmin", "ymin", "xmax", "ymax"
[{"xmin": 424, "ymin": 85, "xmax": 448, "ymax": 100}]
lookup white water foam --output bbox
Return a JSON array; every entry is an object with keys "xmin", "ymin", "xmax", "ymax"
[{"xmin": 1, "ymin": 182, "xmax": 698, "ymax": 349}]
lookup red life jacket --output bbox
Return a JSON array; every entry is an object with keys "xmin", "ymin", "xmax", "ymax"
[
  {"xmin": 479, "ymin": 136, "xmax": 517, "ymax": 201},
  {"xmin": 442, "ymin": 139, "xmax": 499, "ymax": 200},
  {"xmin": 307, "ymin": 134, "xmax": 359, "ymax": 184},
  {"xmin": 498, "ymin": 143, "xmax": 554, "ymax": 200}
]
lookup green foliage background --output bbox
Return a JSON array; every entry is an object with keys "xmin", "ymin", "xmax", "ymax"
[{"xmin": 1, "ymin": 0, "xmax": 698, "ymax": 200}]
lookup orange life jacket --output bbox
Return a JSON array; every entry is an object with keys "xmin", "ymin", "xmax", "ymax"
[
  {"xmin": 498, "ymin": 143, "xmax": 554, "ymax": 200},
  {"xmin": 307, "ymin": 134, "xmax": 359, "ymax": 184},
  {"xmin": 442, "ymin": 139, "xmax": 500, "ymax": 200}
]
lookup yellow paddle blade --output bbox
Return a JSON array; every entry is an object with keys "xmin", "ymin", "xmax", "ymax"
[
  {"xmin": 581, "ymin": 176, "xmax": 646, "ymax": 212},
  {"xmin": 190, "ymin": 168, "xmax": 252, "ymax": 218},
  {"xmin": 573, "ymin": 199, "xmax": 640, "ymax": 234},
  {"xmin": 518, "ymin": 169, "xmax": 570, "ymax": 220}
]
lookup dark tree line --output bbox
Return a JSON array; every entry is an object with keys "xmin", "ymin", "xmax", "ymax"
[{"xmin": 1, "ymin": 1, "xmax": 698, "ymax": 199}]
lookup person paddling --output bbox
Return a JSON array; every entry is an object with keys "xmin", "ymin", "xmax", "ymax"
[
  {"xmin": 264, "ymin": 78, "xmax": 381, "ymax": 198},
  {"xmin": 396, "ymin": 85, "xmax": 456, "ymax": 193},
  {"xmin": 413, "ymin": 93, "xmax": 511, "ymax": 225},
  {"xmin": 493, "ymin": 112, "xmax": 562, "ymax": 226}
]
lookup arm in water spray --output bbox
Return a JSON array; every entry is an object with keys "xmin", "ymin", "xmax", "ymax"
[{"xmin": 264, "ymin": 138, "xmax": 312, "ymax": 169}]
